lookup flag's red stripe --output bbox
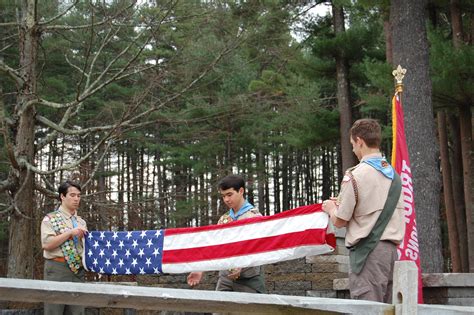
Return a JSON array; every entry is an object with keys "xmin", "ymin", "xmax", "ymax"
[
  {"xmin": 162, "ymin": 228, "xmax": 328, "ymax": 264},
  {"xmin": 325, "ymin": 231, "xmax": 336, "ymax": 249},
  {"xmin": 164, "ymin": 204, "xmax": 323, "ymax": 236}
]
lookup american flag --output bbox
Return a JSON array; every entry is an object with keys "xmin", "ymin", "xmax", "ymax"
[{"xmin": 83, "ymin": 204, "xmax": 335, "ymax": 275}]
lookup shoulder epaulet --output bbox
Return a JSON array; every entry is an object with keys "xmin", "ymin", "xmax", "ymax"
[
  {"xmin": 348, "ymin": 165, "xmax": 358, "ymax": 172},
  {"xmin": 345, "ymin": 169, "xmax": 359, "ymax": 206}
]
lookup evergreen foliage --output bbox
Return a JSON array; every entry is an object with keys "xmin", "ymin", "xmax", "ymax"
[{"xmin": 0, "ymin": 0, "xmax": 472, "ymax": 277}]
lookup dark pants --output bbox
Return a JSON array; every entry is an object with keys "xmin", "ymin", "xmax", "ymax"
[
  {"xmin": 349, "ymin": 240, "xmax": 397, "ymax": 303},
  {"xmin": 216, "ymin": 266, "xmax": 266, "ymax": 293},
  {"xmin": 43, "ymin": 259, "xmax": 85, "ymax": 315}
]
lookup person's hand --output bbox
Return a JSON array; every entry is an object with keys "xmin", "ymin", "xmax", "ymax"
[
  {"xmin": 227, "ymin": 268, "xmax": 241, "ymax": 281},
  {"xmin": 322, "ymin": 199, "xmax": 337, "ymax": 214},
  {"xmin": 187, "ymin": 272, "xmax": 203, "ymax": 287},
  {"xmin": 70, "ymin": 227, "xmax": 88, "ymax": 239}
]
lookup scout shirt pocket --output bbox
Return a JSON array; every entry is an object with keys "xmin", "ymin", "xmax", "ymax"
[{"xmin": 76, "ymin": 216, "xmax": 87, "ymax": 229}]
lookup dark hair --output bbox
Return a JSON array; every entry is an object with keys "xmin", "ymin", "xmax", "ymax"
[
  {"xmin": 58, "ymin": 180, "xmax": 81, "ymax": 200},
  {"xmin": 218, "ymin": 175, "xmax": 245, "ymax": 192},
  {"xmin": 350, "ymin": 118, "xmax": 382, "ymax": 148}
]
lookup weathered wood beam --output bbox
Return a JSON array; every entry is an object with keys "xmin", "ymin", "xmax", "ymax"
[{"xmin": 0, "ymin": 278, "xmax": 393, "ymax": 314}]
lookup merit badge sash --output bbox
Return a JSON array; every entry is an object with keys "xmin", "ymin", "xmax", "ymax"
[{"xmin": 48, "ymin": 211, "xmax": 82, "ymax": 274}]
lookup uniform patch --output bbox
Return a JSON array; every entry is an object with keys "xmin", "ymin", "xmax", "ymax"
[
  {"xmin": 381, "ymin": 160, "xmax": 389, "ymax": 168},
  {"xmin": 42, "ymin": 216, "xmax": 50, "ymax": 222}
]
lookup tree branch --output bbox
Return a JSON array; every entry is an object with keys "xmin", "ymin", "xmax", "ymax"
[
  {"xmin": 39, "ymin": 0, "xmax": 79, "ymax": 25},
  {"xmin": 0, "ymin": 179, "xmax": 14, "ymax": 194},
  {"xmin": 20, "ymin": 135, "xmax": 115, "ymax": 176},
  {"xmin": 36, "ymin": 115, "xmax": 116, "ymax": 135},
  {"xmin": 0, "ymin": 60, "xmax": 24, "ymax": 86},
  {"xmin": 42, "ymin": 1, "xmax": 138, "ymax": 30},
  {"xmin": 81, "ymin": 141, "xmax": 114, "ymax": 191},
  {"xmin": 35, "ymin": 181, "xmax": 58, "ymax": 200}
]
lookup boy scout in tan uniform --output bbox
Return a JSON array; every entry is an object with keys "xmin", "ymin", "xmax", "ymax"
[
  {"xmin": 187, "ymin": 175, "xmax": 266, "ymax": 293},
  {"xmin": 41, "ymin": 181, "xmax": 88, "ymax": 315},
  {"xmin": 323, "ymin": 119, "xmax": 405, "ymax": 303},
  {"xmin": 215, "ymin": 207, "xmax": 265, "ymax": 293}
]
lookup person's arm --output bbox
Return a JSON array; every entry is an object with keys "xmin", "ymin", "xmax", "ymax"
[{"xmin": 42, "ymin": 227, "xmax": 88, "ymax": 251}]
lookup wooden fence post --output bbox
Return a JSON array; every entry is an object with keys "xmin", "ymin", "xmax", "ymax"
[{"xmin": 392, "ymin": 260, "xmax": 418, "ymax": 314}]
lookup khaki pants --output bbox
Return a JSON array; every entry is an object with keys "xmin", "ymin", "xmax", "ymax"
[
  {"xmin": 349, "ymin": 240, "xmax": 397, "ymax": 303},
  {"xmin": 43, "ymin": 259, "xmax": 85, "ymax": 315}
]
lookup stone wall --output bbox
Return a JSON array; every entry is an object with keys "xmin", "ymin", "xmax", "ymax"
[{"xmin": 423, "ymin": 273, "xmax": 474, "ymax": 306}]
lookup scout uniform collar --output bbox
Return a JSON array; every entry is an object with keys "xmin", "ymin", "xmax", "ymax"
[
  {"xmin": 58, "ymin": 206, "xmax": 77, "ymax": 218},
  {"xmin": 229, "ymin": 200, "xmax": 254, "ymax": 220},
  {"xmin": 361, "ymin": 153, "xmax": 394, "ymax": 180}
]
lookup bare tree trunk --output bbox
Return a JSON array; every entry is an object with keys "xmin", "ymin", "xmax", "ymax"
[
  {"xmin": 118, "ymin": 148, "xmax": 125, "ymax": 230},
  {"xmin": 305, "ymin": 150, "xmax": 313, "ymax": 204},
  {"xmin": 294, "ymin": 153, "xmax": 302, "ymax": 207},
  {"xmin": 438, "ymin": 112, "xmax": 461, "ymax": 271},
  {"xmin": 459, "ymin": 105, "xmax": 473, "ymax": 272},
  {"xmin": 274, "ymin": 153, "xmax": 281, "ymax": 213},
  {"xmin": 332, "ymin": 3, "xmax": 357, "ymax": 172},
  {"xmin": 390, "ymin": 0, "xmax": 443, "ymax": 272},
  {"xmin": 199, "ymin": 173, "xmax": 207, "ymax": 226},
  {"xmin": 321, "ymin": 147, "xmax": 331, "ymax": 201},
  {"xmin": 257, "ymin": 150, "xmax": 265, "ymax": 213},
  {"xmin": 282, "ymin": 153, "xmax": 288, "ymax": 211},
  {"xmin": 7, "ymin": 0, "xmax": 38, "ymax": 279},
  {"xmin": 448, "ymin": 114, "xmax": 469, "ymax": 272},
  {"xmin": 210, "ymin": 169, "xmax": 219, "ymax": 223},
  {"xmin": 383, "ymin": 13, "xmax": 393, "ymax": 64},
  {"xmin": 450, "ymin": 0, "xmax": 464, "ymax": 49},
  {"xmin": 450, "ymin": 0, "xmax": 474, "ymax": 272}
]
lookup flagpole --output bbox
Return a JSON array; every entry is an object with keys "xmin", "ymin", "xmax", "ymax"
[
  {"xmin": 391, "ymin": 65, "xmax": 406, "ymax": 166},
  {"xmin": 391, "ymin": 65, "xmax": 424, "ymax": 303}
]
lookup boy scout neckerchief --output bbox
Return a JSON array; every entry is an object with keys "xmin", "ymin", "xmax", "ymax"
[
  {"xmin": 362, "ymin": 157, "xmax": 394, "ymax": 180},
  {"xmin": 349, "ymin": 172, "xmax": 402, "ymax": 275},
  {"xmin": 48, "ymin": 210, "xmax": 82, "ymax": 274},
  {"xmin": 229, "ymin": 200, "xmax": 254, "ymax": 220}
]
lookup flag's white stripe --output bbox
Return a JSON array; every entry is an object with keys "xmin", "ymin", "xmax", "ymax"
[
  {"xmin": 164, "ymin": 212, "xmax": 328, "ymax": 250},
  {"xmin": 161, "ymin": 244, "xmax": 334, "ymax": 273}
]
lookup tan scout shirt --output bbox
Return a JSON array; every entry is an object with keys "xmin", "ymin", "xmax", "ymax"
[
  {"xmin": 41, "ymin": 206, "xmax": 87, "ymax": 259},
  {"xmin": 335, "ymin": 153, "xmax": 405, "ymax": 248}
]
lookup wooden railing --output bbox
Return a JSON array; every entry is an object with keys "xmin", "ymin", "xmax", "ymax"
[{"xmin": 0, "ymin": 261, "xmax": 473, "ymax": 314}]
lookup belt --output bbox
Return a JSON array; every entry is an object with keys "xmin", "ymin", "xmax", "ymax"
[
  {"xmin": 50, "ymin": 257, "xmax": 66, "ymax": 263},
  {"xmin": 347, "ymin": 239, "xmax": 396, "ymax": 250}
]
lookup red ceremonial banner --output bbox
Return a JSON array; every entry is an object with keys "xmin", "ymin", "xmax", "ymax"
[{"xmin": 392, "ymin": 94, "xmax": 424, "ymax": 303}]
